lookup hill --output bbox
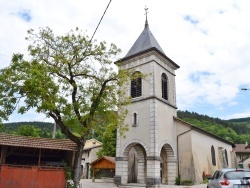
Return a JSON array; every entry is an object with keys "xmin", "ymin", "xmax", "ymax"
[
  {"xmin": 177, "ymin": 110, "xmax": 250, "ymax": 144},
  {"xmin": 2, "ymin": 111, "xmax": 250, "ymax": 144},
  {"xmin": 1, "ymin": 121, "xmax": 65, "ymax": 138}
]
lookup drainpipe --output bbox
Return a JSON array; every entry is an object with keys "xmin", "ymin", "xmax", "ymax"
[{"xmin": 177, "ymin": 126, "xmax": 192, "ymax": 178}]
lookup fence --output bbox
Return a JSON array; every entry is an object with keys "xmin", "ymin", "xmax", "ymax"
[{"xmin": 0, "ymin": 164, "xmax": 66, "ymax": 188}]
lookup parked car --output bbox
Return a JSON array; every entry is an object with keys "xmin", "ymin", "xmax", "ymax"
[{"xmin": 207, "ymin": 168, "xmax": 250, "ymax": 188}]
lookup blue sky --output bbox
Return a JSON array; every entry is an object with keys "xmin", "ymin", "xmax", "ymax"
[{"xmin": 1, "ymin": 0, "xmax": 250, "ymax": 122}]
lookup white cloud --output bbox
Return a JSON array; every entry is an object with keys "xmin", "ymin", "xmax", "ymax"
[
  {"xmin": 1, "ymin": 0, "xmax": 250, "ymax": 121},
  {"xmin": 221, "ymin": 109, "xmax": 250, "ymax": 120}
]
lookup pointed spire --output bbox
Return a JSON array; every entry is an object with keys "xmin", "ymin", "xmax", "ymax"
[
  {"xmin": 145, "ymin": 6, "xmax": 149, "ymax": 28},
  {"xmin": 124, "ymin": 7, "xmax": 165, "ymax": 58}
]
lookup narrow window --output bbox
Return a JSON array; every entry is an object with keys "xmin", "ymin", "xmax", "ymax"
[
  {"xmin": 131, "ymin": 72, "xmax": 142, "ymax": 98},
  {"xmin": 161, "ymin": 73, "xmax": 168, "ymax": 100},
  {"xmin": 225, "ymin": 149, "xmax": 228, "ymax": 166},
  {"xmin": 133, "ymin": 113, "xmax": 137, "ymax": 127},
  {"xmin": 211, "ymin": 146, "xmax": 216, "ymax": 166}
]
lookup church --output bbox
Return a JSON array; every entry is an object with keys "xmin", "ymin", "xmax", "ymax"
[{"xmin": 114, "ymin": 14, "xmax": 236, "ymax": 188}]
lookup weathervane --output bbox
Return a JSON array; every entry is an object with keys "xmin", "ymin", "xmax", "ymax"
[
  {"xmin": 144, "ymin": 6, "xmax": 149, "ymax": 20},
  {"xmin": 144, "ymin": 6, "xmax": 149, "ymax": 27}
]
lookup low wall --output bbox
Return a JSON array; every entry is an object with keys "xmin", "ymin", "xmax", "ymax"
[{"xmin": 0, "ymin": 164, "xmax": 66, "ymax": 188}]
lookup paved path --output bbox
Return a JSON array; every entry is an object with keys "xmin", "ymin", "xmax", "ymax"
[
  {"xmin": 80, "ymin": 179, "xmax": 115, "ymax": 188},
  {"xmin": 80, "ymin": 179, "xmax": 207, "ymax": 188}
]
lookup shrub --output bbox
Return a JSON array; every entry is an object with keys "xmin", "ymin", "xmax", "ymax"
[
  {"xmin": 175, "ymin": 176, "xmax": 181, "ymax": 185},
  {"xmin": 181, "ymin": 179, "xmax": 193, "ymax": 185}
]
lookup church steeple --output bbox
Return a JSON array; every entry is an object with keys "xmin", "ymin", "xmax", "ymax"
[{"xmin": 124, "ymin": 8, "xmax": 165, "ymax": 58}]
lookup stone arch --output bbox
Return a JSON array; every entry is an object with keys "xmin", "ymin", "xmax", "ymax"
[
  {"xmin": 122, "ymin": 139, "xmax": 149, "ymax": 157},
  {"xmin": 121, "ymin": 140, "xmax": 148, "ymax": 184},
  {"xmin": 158, "ymin": 141, "xmax": 177, "ymax": 185}
]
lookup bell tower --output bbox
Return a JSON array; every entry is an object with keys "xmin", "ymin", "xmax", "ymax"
[{"xmin": 115, "ymin": 10, "xmax": 180, "ymax": 187}]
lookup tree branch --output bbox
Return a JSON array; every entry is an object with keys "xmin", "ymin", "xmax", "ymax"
[{"xmin": 49, "ymin": 111, "xmax": 82, "ymax": 144}]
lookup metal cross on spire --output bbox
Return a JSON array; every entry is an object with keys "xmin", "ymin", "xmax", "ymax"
[{"xmin": 144, "ymin": 6, "xmax": 149, "ymax": 27}]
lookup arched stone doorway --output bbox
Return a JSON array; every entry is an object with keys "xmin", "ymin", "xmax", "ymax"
[
  {"xmin": 128, "ymin": 147, "xmax": 138, "ymax": 183},
  {"xmin": 160, "ymin": 147, "xmax": 167, "ymax": 184},
  {"xmin": 124, "ymin": 143, "xmax": 147, "ymax": 184},
  {"xmin": 160, "ymin": 144, "xmax": 177, "ymax": 185}
]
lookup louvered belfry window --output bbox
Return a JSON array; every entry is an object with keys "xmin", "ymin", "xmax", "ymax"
[
  {"xmin": 161, "ymin": 73, "xmax": 168, "ymax": 100},
  {"xmin": 131, "ymin": 72, "xmax": 142, "ymax": 98}
]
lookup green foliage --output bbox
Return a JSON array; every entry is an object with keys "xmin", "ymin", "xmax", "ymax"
[
  {"xmin": 228, "ymin": 117, "xmax": 250, "ymax": 123},
  {"xmin": 17, "ymin": 125, "xmax": 42, "ymax": 137},
  {"xmin": 0, "ymin": 27, "xmax": 131, "ymax": 186},
  {"xmin": 177, "ymin": 110, "xmax": 250, "ymax": 144},
  {"xmin": 175, "ymin": 176, "xmax": 181, "ymax": 185},
  {"xmin": 96, "ymin": 122, "xmax": 117, "ymax": 158},
  {"xmin": 64, "ymin": 165, "xmax": 73, "ymax": 180},
  {"xmin": 64, "ymin": 164, "xmax": 77, "ymax": 188},
  {"xmin": 1, "ymin": 121, "xmax": 66, "ymax": 139},
  {"xmin": 203, "ymin": 178, "xmax": 209, "ymax": 183},
  {"xmin": 181, "ymin": 179, "xmax": 193, "ymax": 185},
  {"xmin": 3, "ymin": 121, "xmax": 56, "ymax": 132},
  {"xmin": 0, "ymin": 123, "xmax": 3, "ymax": 132}
]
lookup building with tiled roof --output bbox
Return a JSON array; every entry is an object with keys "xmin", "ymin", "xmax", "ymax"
[
  {"xmin": 81, "ymin": 138, "xmax": 102, "ymax": 179},
  {"xmin": 0, "ymin": 133, "xmax": 77, "ymax": 167},
  {"xmin": 90, "ymin": 156, "xmax": 115, "ymax": 179},
  {"xmin": 0, "ymin": 133, "xmax": 77, "ymax": 151},
  {"xmin": 233, "ymin": 143, "xmax": 250, "ymax": 169}
]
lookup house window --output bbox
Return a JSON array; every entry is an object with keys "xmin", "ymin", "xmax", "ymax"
[
  {"xmin": 211, "ymin": 145, "xmax": 216, "ymax": 166},
  {"xmin": 132, "ymin": 112, "xmax": 138, "ymax": 127},
  {"xmin": 131, "ymin": 71, "xmax": 142, "ymax": 98},
  {"xmin": 161, "ymin": 73, "xmax": 168, "ymax": 100}
]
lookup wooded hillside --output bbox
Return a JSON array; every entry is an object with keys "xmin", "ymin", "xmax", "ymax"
[
  {"xmin": 1, "ymin": 110, "xmax": 250, "ymax": 144},
  {"xmin": 177, "ymin": 110, "xmax": 250, "ymax": 143},
  {"xmin": 1, "ymin": 121, "xmax": 65, "ymax": 138}
]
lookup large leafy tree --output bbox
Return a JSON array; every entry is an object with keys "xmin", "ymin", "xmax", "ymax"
[
  {"xmin": 17, "ymin": 125, "xmax": 42, "ymax": 137},
  {"xmin": 0, "ymin": 27, "xmax": 130, "ymax": 185}
]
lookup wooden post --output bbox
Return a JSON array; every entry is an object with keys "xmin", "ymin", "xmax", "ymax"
[
  {"xmin": 38, "ymin": 148, "xmax": 41, "ymax": 166},
  {"xmin": 92, "ymin": 168, "xmax": 95, "ymax": 182},
  {"xmin": 0, "ymin": 146, "xmax": 7, "ymax": 164}
]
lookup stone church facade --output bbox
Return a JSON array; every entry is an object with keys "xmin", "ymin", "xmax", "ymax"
[{"xmin": 114, "ymin": 18, "xmax": 236, "ymax": 187}]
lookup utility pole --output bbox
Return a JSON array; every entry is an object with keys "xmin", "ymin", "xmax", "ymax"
[{"xmin": 52, "ymin": 122, "xmax": 56, "ymax": 139}]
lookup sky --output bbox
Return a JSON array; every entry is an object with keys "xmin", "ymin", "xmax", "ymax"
[{"xmin": 1, "ymin": 0, "xmax": 250, "ymax": 123}]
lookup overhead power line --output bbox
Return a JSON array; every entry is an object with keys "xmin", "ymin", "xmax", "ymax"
[{"xmin": 89, "ymin": 0, "xmax": 112, "ymax": 44}]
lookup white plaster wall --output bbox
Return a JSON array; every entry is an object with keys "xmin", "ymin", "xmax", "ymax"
[
  {"xmin": 81, "ymin": 147, "xmax": 101, "ymax": 179},
  {"xmin": 120, "ymin": 55, "xmax": 155, "ymax": 154},
  {"xmin": 157, "ymin": 102, "xmax": 177, "ymax": 151},
  {"xmin": 191, "ymin": 131, "xmax": 233, "ymax": 174},
  {"xmin": 236, "ymin": 154, "xmax": 250, "ymax": 169},
  {"xmin": 154, "ymin": 58, "xmax": 176, "ymax": 106},
  {"xmin": 121, "ymin": 99, "xmax": 151, "ymax": 149},
  {"xmin": 243, "ymin": 158, "xmax": 250, "ymax": 169},
  {"xmin": 175, "ymin": 120, "xmax": 234, "ymax": 183}
]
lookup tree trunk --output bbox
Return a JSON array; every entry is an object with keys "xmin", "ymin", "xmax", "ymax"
[{"xmin": 73, "ymin": 141, "xmax": 84, "ymax": 186}]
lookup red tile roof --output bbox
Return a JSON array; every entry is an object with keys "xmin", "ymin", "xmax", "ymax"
[
  {"xmin": 0, "ymin": 133, "xmax": 77, "ymax": 151},
  {"xmin": 233, "ymin": 144, "xmax": 250, "ymax": 153},
  {"xmin": 104, "ymin": 156, "xmax": 116, "ymax": 164}
]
